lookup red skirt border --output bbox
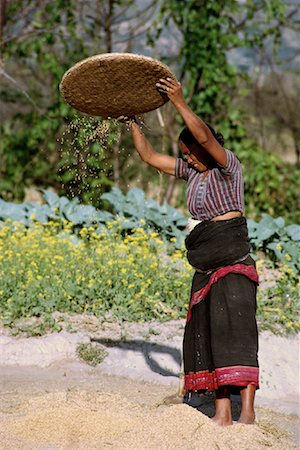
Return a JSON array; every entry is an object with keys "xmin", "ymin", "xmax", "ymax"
[{"xmin": 184, "ymin": 365, "xmax": 259, "ymax": 393}]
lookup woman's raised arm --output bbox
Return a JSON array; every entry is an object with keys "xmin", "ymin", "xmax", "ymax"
[
  {"xmin": 156, "ymin": 79, "xmax": 227, "ymax": 167},
  {"xmin": 120, "ymin": 117, "xmax": 176, "ymax": 176}
]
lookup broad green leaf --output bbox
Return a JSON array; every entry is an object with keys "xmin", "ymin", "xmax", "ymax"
[
  {"xmin": 42, "ymin": 189, "xmax": 60, "ymax": 209},
  {"xmin": 285, "ymin": 225, "xmax": 300, "ymax": 241}
]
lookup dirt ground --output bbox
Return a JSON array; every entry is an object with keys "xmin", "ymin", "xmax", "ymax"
[
  {"xmin": 0, "ymin": 360, "xmax": 299, "ymax": 450},
  {"xmin": 1, "ymin": 312, "xmax": 300, "ymax": 450}
]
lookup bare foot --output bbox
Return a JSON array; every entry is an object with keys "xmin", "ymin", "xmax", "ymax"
[
  {"xmin": 237, "ymin": 412, "xmax": 255, "ymax": 424},
  {"xmin": 239, "ymin": 384, "xmax": 256, "ymax": 424},
  {"xmin": 213, "ymin": 387, "xmax": 232, "ymax": 426},
  {"xmin": 211, "ymin": 415, "xmax": 233, "ymax": 426}
]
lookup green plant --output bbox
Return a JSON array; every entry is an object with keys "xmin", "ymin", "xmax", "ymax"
[
  {"xmin": 0, "ymin": 220, "xmax": 192, "ymax": 330},
  {"xmin": 257, "ymin": 258, "xmax": 300, "ymax": 335},
  {"xmin": 0, "ymin": 1, "xmax": 131, "ymax": 202},
  {"xmin": 0, "ymin": 187, "xmax": 188, "ymax": 246},
  {"xmin": 248, "ymin": 215, "xmax": 300, "ymax": 272},
  {"xmin": 76, "ymin": 343, "xmax": 108, "ymax": 366},
  {"xmin": 101, "ymin": 186, "xmax": 187, "ymax": 246},
  {"xmin": 0, "ymin": 218, "xmax": 298, "ymax": 336},
  {"xmin": 225, "ymin": 128, "xmax": 300, "ymax": 223},
  {"xmin": 9, "ymin": 314, "xmax": 63, "ymax": 337},
  {"xmin": 155, "ymin": 0, "xmax": 289, "ymax": 122}
]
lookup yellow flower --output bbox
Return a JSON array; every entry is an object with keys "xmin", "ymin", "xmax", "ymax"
[
  {"xmin": 88, "ymin": 279, "xmax": 94, "ymax": 288},
  {"xmin": 79, "ymin": 227, "xmax": 88, "ymax": 236}
]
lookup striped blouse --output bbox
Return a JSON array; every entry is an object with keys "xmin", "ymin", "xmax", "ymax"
[{"xmin": 175, "ymin": 148, "xmax": 244, "ymax": 221}]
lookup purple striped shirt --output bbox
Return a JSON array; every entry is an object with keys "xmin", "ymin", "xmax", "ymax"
[{"xmin": 175, "ymin": 148, "xmax": 244, "ymax": 221}]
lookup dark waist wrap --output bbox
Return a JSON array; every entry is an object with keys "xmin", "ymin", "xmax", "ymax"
[
  {"xmin": 185, "ymin": 217, "xmax": 251, "ymax": 272},
  {"xmin": 183, "ymin": 216, "xmax": 259, "ymax": 393}
]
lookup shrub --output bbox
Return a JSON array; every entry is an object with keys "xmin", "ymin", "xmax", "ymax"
[
  {"xmin": 256, "ymin": 258, "xmax": 299, "ymax": 334},
  {"xmin": 0, "ymin": 219, "xmax": 298, "ymax": 335},
  {"xmin": 0, "ymin": 187, "xmax": 188, "ymax": 248},
  {"xmin": 248, "ymin": 214, "xmax": 300, "ymax": 273},
  {"xmin": 1, "ymin": 190, "xmax": 300, "ymax": 266},
  {"xmin": 0, "ymin": 220, "xmax": 192, "ymax": 328}
]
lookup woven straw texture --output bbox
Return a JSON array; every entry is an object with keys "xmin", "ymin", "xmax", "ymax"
[{"xmin": 60, "ymin": 53, "xmax": 177, "ymax": 118}]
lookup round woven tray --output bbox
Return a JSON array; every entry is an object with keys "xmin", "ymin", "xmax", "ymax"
[{"xmin": 60, "ymin": 53, "xmax": 177, "ymax": 118}]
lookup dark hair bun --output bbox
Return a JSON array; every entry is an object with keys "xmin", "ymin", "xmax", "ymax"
[{"xmin": 215, "ymin": 132, "xmax": 224, "ymax": 147}]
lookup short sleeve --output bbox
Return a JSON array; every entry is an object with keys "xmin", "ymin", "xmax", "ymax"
[
  {"xmin": 218, "ymin": 148, "xmax": 241, "ymax": 175},
  {"xmin": 175, "ymin": 158, "xmax": 189, "ymax": 181}
]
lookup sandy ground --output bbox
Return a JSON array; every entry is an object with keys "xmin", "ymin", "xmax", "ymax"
[{"xmin": 0, "ymin": 317, "xmax": 299, "ymax": 449}]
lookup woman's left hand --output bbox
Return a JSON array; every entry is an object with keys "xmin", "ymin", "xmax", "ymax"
[{"xmin": 156, "ymin": 78, "xmax": 184, "ymax": 106}]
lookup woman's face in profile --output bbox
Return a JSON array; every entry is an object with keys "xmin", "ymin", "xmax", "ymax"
[{"xmin": 179, "ymin": 140, "xmax": 215, "ymax": 172}]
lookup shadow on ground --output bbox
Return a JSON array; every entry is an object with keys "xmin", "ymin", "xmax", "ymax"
[
  {"xmin": 183, "ymin": 391, "xmax": 242, "ymax": 421},
  {"xmin": 92, "ymin": 336, "xmax": 243, "ymax": 421},
  {"xmin": 93, "ymin": 337, "xmax": 181, "ymax": 378}
]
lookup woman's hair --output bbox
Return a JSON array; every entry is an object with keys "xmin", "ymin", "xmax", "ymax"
[{"xmin": 178, "ymin": 124, "xmax": 224, "ymax": 147}]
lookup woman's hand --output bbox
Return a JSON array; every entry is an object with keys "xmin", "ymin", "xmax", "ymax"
[
  {"xmin": 115, "ymin": 115, "xmax": 140, "ymax": 132},
  {"xmin": 157, "ymin": 79, "xmax": 227, "ymax": 167},
  {"xmin": 156, "ymin": 78, "xmax": 184, "ymax": 107},
  {"xmin": 116, "ymin": 115, "xmax": 136, "ymax": 125},
  {"xmin": 119, "ymin": 112, "xmax": 176, "ymax": 176}
]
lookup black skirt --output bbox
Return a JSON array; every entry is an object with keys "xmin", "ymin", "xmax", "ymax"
[{"xmin": 183, "ymin": 218, "xmax": 259, "ymax": 393}]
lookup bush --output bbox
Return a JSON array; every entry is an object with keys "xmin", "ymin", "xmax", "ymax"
[
  {"xmin": 256, "ymin": 258, "xmax": 299, "ymax": 334},
  {"xmin": 0, "ymin": 219, "xmax": 298, "ymax": 335},
  {"xmin": 0, "ymin": 187, "xmax": 188, "ymax": 248},
  {"xmin": 248, "ymin": 214, "xmax": 300, "ymax": 273},
  {"xmin": 0, "ymin": 220, "xmax": 192, "ymax": 328},
  {"xmin": 1, "ymin": 190, "xmax": 299, "ymax": 269},
  {"xmin": 225, "ymin": 126, "xmax": 300, "ymax": 224}
]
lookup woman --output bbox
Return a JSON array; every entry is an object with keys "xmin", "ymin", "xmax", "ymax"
[{"xmin": 120, "ymin": 77, "xmax": 259, "ymax": 426}]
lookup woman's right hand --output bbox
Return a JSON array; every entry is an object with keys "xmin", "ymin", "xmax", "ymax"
[{"xmin": 156, "ymin": 78, "xmax": 185, "ymax": 108}]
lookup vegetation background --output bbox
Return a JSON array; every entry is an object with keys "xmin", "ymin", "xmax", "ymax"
[
  {"xmin": 0, "ymin": 0, "xmax": 299, "ymax": 336},
  {"xmin": 0, "ymin": 0, "xmax": 299, "ymax": 221}
]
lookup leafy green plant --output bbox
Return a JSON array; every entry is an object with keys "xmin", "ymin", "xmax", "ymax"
[
  {"xmin": 0, "ymin": 1, "xmax": 127, "ymax": 203},
  {"xmin": 1, "ymin": 190, "xmax": 299, "ymax": 265},
  {"xmin": 0, "ymin": 219, "xmax": 298, "ymax": 336},
  {"xmin": 257, "ymin": 258, "xmax": 299, "ymax": 335},
  {"xmin": 248, "ymin": 215, "xmax": 300, "ymax": 272},
  {"xmin": 0, "ymin": 221, "xmax": 191, "ymax": 330},
  {"xmin": 225, "ymin": 127, "xmax": 300, "ymax": 223},
  {"xmin": 0, "ymin": 187, "xmax": 188, "ymax": 245},
  {"xmin": 76, "ymin": 343, "xmax": 108, "ymax": 366},
  {"xmin": 101, "ymin": 187, "xmax": 187, "ymax": 243},
  {"xmin": 155, "ymin": 0, "xmax": 289, "ymax": 122}
]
